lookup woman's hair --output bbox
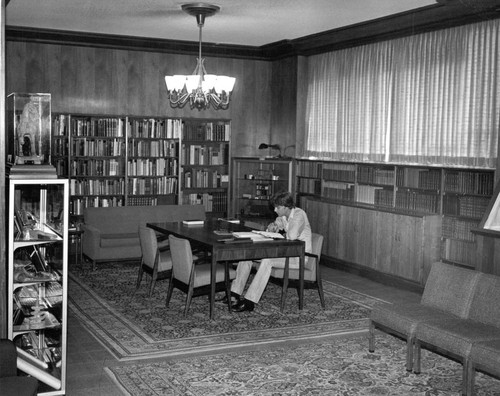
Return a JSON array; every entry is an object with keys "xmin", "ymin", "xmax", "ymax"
[{"xmin": 271, "ymin": 191, "xmax": 295, "ymax": 209}]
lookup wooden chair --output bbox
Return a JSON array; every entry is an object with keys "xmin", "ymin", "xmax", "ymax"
[
  {"xmin": 0, "ymin": 339, "xmax": 39, "ymax": 396},
  {"xmin": 166, "ymin": 235, "xmax": 236, "ymax": 316},
  {"xmin": 136, "ymin": 225, "xmax": 172, "ymax": 296},
  {"xmin": 270, "ymin": 232, "xmax": 325, "ymax": 312}
]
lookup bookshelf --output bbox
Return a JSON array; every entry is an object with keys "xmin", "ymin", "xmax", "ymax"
[
  {"xmin": 126, "ymin": 117, "xmax": 181, "ymax": 206},
  {"xmin": 180, "ymin": 119, "xmax": 231, "ymax": 217},
  {"xmin": 441, "ymin": 169, "xmax": 495, "ymax": 268},
  {"xmin": 295, "ymin": 159, "xmax": 495, "ymax": 273},
  {"xmin": 231, "ymin": 157, "xmax": 293, "ymax": 225},
  {"xmin": 52, "ymin": 114, "xmax": 187, "ymax": 221}
]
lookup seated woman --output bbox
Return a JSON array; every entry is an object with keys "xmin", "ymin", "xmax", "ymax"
[{"xmin": 231, "ymin": 191, "xmax": 312, "ymax": 312}]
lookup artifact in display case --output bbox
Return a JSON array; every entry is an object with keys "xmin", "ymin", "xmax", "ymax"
[
  {"xmin": 7, "ymin": 179, "xmax": 69, "ymax": 395},
  {"xmin": 7, "ymin": 93, "xmax": 52, "ymax": 166}
]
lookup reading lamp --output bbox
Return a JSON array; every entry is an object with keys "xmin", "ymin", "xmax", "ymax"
[{"xmin": 258, "ymin": 143, "xmax": 282, "ymax": 158}]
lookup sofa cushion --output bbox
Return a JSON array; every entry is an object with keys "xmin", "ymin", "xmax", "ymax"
[
  {"xmin": 100, "ymin": 234, "xmax": 138, "ymax": 248},
  {"xmin": 468, "ymin": 273, "xmax": 500, "ymax": 327},
  {"xmin": 420, "ymin": 261, "xmax": 480, "ymax": 318}
]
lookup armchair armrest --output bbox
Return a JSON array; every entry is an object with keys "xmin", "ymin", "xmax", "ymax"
[
  {"xmin": 81, "ymin": 224, "xmax": 101, "ymax": 258},
  {"xmin": 0, "ymin": 339, "xmax": 17, "ymax": 378}
]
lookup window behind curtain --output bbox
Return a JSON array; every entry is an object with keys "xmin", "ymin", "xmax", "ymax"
[{"xmin": 304, "ymin": 19, "xmax": 500, "ymax": 168}]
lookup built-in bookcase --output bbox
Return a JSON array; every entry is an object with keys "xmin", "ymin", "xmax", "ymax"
[
  {"xmin": 52, "ymin": 114, "xmax": 127, "ymax": 219},
  {"xmin": 126, "ymin": 117, "xmax": 181, "ymax": 206},
  {"xmin": 441, "ymin": 170, "xmax": 495, "ymax": 268},
  {"xmin": 52, "ymin": 115, "xmax": 232, "ymax": 220},
  {"xmin": 180, "ymin": 119, "xmax": 230, "ymax": 217},
  {"xmin": 296, "ymin": 159, "xmax": 495, "ymax": 270}
]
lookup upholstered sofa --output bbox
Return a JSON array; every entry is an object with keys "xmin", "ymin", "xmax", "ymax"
[
  {"xmin": 82, "ymin": 204, "xmax": 206, "ymax": 268},
  {"xmin": 369, "ymin": 261, "xmax": 500, "ymax": 396}
]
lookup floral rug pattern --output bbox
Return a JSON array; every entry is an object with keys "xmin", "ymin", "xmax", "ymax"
[
  {"xmin": 105, "ymin": 334, "xmax": 500, "ymax": 396},
  {"xmin": 68, "ymin": 261, "xmax": 386, "ymax": 361}
]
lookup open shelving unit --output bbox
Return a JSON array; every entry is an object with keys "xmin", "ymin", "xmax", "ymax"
[{"xmin": 7, "ymin": 177, "xmax": 69, "ymax": 395}]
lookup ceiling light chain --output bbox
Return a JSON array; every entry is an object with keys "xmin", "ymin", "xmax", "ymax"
[{"xmin": 164, "ymin": 3, "xmax": 236, "ymax": 111}]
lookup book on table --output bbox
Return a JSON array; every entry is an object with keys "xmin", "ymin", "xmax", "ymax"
[{"xmin": 182, "ymin": 219, "xmax": 204, "ymax": 225}]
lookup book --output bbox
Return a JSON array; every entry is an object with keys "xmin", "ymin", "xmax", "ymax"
[
  {"xmin": 182, "ymin": 219, "xmax": 204, "ymax": 225},
  {"xmin": 217, "ymin": 217, "xmax": 240, "ymax": 224}
]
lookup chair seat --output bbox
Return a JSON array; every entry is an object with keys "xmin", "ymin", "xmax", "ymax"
[
  {"xmin": 193, "ymin": 263, "xmax": 236, "ymax": 288},
  {"xmin": 471, "ymin": 339, "xmax": 500, "ymax": 374},
  {"xmin": 157, "ymin": 250, "xmax": 172, "ymax": 272}
]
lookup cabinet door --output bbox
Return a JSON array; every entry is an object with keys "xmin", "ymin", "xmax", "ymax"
[{"xmin": 390, "ymin": 214, "xmax": 421, "ymax": 282}]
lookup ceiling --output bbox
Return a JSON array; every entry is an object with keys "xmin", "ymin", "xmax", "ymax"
[{"xmin": 5, "ymin": 0, "xmax": 445, "ymax": 47}]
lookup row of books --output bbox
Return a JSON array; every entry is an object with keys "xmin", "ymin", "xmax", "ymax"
[
  {"xmin": 354, "ymin": 185, "xmax": 384, "ymax": 205},
  {"xmin": 183, "ymin": 169, "xmax": 228, "ymax": 189},
  {"xmin": 183, "ymin": 122, "xmax": 230, "ymax": 142},
  {"xmin": 127, "ymin": 197, "xmax": 163, "ymax": 206},
  {"xmin": 70, "ymin": 159, "xmax": 125, "ymax": 176},
  {"xmin": 128, "ymin": 139, "xmax": 178, "ymax": 158},
  {"xmin": 181, "ymin": 143, "xmax": 229, "ymax": 166},
  {"xmin": 444, "ymin": 171, "xmax": 494, "ymax": 195},
  {"xmin": 71, "ymin": 138, "xmax": 124, "ymax": 157},
  {"xmin": 297, "ymin": 178, "xmax": 321, "ymax": 195},
  {"xmin": 127, "ymin": 158, "xmax": 178, "ymax": 177},
  {"xmin": 53, "ymin": 115, "xmax": 125, "ymax": 137},
  {"xmin": 396, "ymin": 168, "xmax": 441, "ymax": 190},
  {"xmin": 296, "ymin": 160, "xmax": 322, "ymax": 178},
  {"xmin": 323, "ymin": 184, "xmax": 355, "ymax": 201},
  {"xmin": 127, "ymin": 118, "xmax": 182, "ymax": 139},
  {"xmin": 395, "ymin": 190, "xmax": 439, "ymax": 213},
  {"xmin": 357, "ymin": 166, "xmax": 395, "ymax": 185},
  {"xmin": 442, "ymin": 217, "xmax": 479, "ymax": 242},
  {"xmin": 182, "ymin": 192, "xmax": 227, "ymax": 213},
  {"xmin": 322, "ymin": 164, "xmax": 356, "ymax": 182},
  {"xmin": 127, "ymin": 177, "xmax": 178, "ymax": 195},
  {"xmin": 443, "ymin": 195, "xmax": 490, "ymax": 219},
  {"xmin": 70, "ymin": 178, "xmax": 125, "ymax": 196},
  {"xmin": 70, "ymin": 197, "xmax": 124, "ymax": 214},
  {"xmin": 52, "ymin": 137, "xmax": 68, "ymax": 156}
]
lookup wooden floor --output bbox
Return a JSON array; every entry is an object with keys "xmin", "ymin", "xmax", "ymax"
[{"xmin": 65, "ymin": 265, "xmax": 421, "ymax": 395}]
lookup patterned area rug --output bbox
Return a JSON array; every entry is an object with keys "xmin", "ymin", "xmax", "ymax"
[
  {"xmin": 68, "ymin": 261, "xmax": 385, "ymax": 361},
  {"xmin": 105, "ymin": 334, "xmax": 500, "ymax": 396}
]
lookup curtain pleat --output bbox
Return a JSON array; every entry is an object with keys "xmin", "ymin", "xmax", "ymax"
[{"xmin": 304, "ymin": 20, "xmax": 500, "ymax": 168}]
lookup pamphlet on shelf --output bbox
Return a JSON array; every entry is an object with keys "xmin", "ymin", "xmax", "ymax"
[{"xmin": 182, "ymin": 219, "xmax": 204, "ymax": 225}]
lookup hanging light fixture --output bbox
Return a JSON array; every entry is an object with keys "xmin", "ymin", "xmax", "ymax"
[{"xmin": 164, "ymin": 3, "xmax": 236, "ymax": 111}]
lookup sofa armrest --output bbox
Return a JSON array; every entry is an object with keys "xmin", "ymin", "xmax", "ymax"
[{"xmin": 81, "ymin": 224, "xmax": 101, "ymax": 259}]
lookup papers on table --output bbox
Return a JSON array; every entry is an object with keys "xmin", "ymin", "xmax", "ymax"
[{"xmin": 231, "ymin": 231, "xmax": 284, "ymax": 242}]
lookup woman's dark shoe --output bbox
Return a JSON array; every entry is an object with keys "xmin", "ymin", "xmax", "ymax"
[{"xmin": 232, "ymin": 298, "xmax": 255, "ymax": 312}]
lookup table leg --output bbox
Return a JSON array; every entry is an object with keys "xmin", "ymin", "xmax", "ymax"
[
  {"xmin": 210, "ymin": 249, "xmax": 216, "ymax": 319},
  {"xmin": 299, "ymin": 248, "xmax": 305, "ymax": 310}
]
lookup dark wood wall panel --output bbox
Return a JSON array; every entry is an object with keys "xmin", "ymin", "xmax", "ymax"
[
  {"xmin": 270, "ymin": 57, "xmax": 298, "ymax": 158},
  {"xmin": 6, "ymin": 41, "xmax": 295, "ymax": 158}
]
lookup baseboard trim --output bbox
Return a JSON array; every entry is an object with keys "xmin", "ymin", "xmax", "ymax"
[{"xmin": 321, "ymin": 255, "xmax": 424, "ymax": 295}]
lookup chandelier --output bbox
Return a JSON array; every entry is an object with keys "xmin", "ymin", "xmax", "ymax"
[{"xmin": 164, "ymin": 3, "xmax": 236, "ymax": 111}]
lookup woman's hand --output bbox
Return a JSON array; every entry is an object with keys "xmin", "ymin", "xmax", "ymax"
[{"xmin": 267, "ymin": 222, "xmax": 279, "ymax": 232}]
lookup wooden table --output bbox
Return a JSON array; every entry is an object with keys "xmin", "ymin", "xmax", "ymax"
[{"xmin": 147, "ymin": 220, "xmax": 305, "ymax": 319}]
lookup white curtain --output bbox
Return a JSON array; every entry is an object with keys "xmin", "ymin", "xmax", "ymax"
[{"xmin": 304, "ymin": 20, "xmax": 500, "ymax": 168}]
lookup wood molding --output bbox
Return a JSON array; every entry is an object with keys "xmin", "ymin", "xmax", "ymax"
[{"xmin": 6, "ymin": 3, "xmax": 500, "ymax": 61}]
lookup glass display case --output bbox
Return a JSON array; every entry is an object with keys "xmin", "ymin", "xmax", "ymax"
[
  {"xmin": 231, "ymin": 157, "xmax": 293, "ymax": 225},
  {"xmin": 7, "ymin": 93, "xmax": 52, "ymax": 166},
  {"xmin": 7, "ymin": 178, "xmax": 69, "ymax": 395}
]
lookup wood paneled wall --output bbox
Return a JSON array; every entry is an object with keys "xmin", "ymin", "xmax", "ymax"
[{"xmin": 5, "ymin": 41, "xmax": 298, "ymax": 158}]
